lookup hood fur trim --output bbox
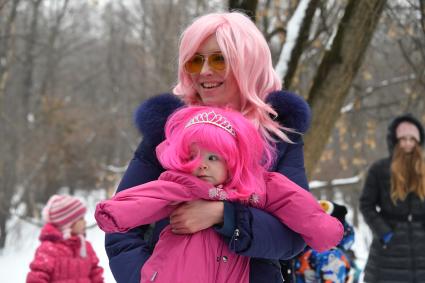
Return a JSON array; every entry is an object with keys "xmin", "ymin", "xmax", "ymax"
[
  {"xmin": 134, "ymin": 93, "xmax": 184, "ymax": 146},
  {"xmin": 266, "ymin": 91, "xmax": 311, "ymax": 133},
  {"xmin": 134, "ymin": 91, "xmax": 311, "ymax": 146}
]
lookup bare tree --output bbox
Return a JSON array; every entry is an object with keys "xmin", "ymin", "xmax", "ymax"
[
  {"xmin": 0, "ymin": 0, "xmax": 20, "ymax": 101},
  {"xmin": 0, "ymin": 0, "xmax": 21, "ymax": 249},
  {"xmin": 37, "ymin": 0, "xmax": 70, "ymax": 100},
  {"xmin": 282, "ymin": 0, "xmax": 320, "ymax": 89},
  {"xmin": 304, "ymin": 0, "xmax": 387, "ymax": 177},
  {"xmin": 305, "ymin": 0, "xmax": 425, "ymax": 183},
  {"xmin": 228, "ymin": 0, "xmax": 387, "ymax": 177},
  {"xmin": 21, "ymin": 0, "xmax": 43, "ymax": 116},
  {"xmin": 228, "ymin": 0, "xmax": 258, "ymax": 22}
]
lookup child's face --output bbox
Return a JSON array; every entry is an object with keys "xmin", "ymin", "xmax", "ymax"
[
  {"xmin": 191, "ymin": 148, "xmax": 228, "ymax": 186},
  {"xmin": 71, "ymin": 217, "xmax": 86, "ymax": 235}
]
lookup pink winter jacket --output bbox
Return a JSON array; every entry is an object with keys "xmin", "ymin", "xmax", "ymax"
[
  {"xmin": 95, "ymin": 171, "xmax": 343, "ymax": 283},
  {"xmin": 26, "ymin": 223, "xmax": 104, "ymax": 283}
]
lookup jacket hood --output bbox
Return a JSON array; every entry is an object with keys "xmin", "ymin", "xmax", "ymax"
[
  {"xmin": 386, "ymin": 113, "xmax": 425, "ymax": 154},
  {"xmin": 39, "ymin": 223, "xmax": 63, "ymax": 241},
  {"xmin": 134, "ymin": 91, "xmax": 311, "ymax": 147}
]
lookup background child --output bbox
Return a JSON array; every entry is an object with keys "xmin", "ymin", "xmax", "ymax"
[
  {"xmin": 295, "ymin": 200, "xmax": 361, "ymax": 283},
  {"xmin": 26, "ymin": 194, "xmax": 104, "ymax": 283},
  {"xmin": 95, "ymin": 106, "xmax": 343, "ymax": 283}
]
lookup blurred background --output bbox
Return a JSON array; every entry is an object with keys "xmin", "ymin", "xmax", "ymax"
[{"xmin": 0, "ymin": 0, "xmax": 424, "ymax": 271}]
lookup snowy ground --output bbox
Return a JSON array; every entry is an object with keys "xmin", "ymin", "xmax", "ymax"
[{"xmin": 0, "ymin": 191, "xmax": 372, "ymax": 283}]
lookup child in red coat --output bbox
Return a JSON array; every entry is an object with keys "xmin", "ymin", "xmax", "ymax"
[{"xmin": 26, "ymin": 194, "xmax": 104, "ymax": 283}]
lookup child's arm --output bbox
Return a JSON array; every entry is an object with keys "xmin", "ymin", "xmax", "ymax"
[
  {"xmin": 105, "ymin": 138, "xmax": 164, "ymax": 283},
  {"xmin": 26, "ymin": 243, "xmax": 55, "ymax": 283},
  {"xmin": 264, "ymin": 172, "xmax": 344, "ymax": 252},
  {"xmin": 86, "ymin": 241, "xmax": 104, "ymax": 283},
  {"xmin": 96, "ymin": 180, "xmax": 191, "ymax": 233},
  {"xmin": 95, "ymin": 171, "xmax": 212, "ymax": 233},
  {"xmin": 104, "ymin": 94, "xmax": 184, "ymax": 283}
]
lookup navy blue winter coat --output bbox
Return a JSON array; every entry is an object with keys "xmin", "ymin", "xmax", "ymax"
[{"xmin": 105, "ymin": 91, "xmax": 311, "ymax": 283}]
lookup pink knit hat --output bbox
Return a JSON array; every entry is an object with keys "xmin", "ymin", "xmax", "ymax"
[
  {"xmin": 396, "ymin": 121, "xmax": 420, "ymax": 142},
  {"xmin": 42, "ymin": 194, "xmax": 87, "ymax": 229}
]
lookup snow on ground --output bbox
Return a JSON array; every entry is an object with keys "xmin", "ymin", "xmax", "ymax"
[
  {"xmin": 349, "ymin": 213, "xmax": 372, "ymax": 283},
  {"xmin": 0, "ymin": 190, "xmax": 372, "ymax": 283}
]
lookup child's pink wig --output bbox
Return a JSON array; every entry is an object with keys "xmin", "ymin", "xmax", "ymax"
[
  {"xmin": 172, "ymin": 12, "xmax": 291, "ymax": 143},
  {"xmin": 157, "ymin": 106, "xmax": 275, "ymax": 200}
]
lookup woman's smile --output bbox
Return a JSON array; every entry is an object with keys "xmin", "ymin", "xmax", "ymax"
[{"xmin": 200, "ymin": 82, "xmax": 223, "ymax": 89}]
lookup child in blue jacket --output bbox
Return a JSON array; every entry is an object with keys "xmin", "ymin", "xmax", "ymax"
[{"xmin": 295, "ymin": 200, "xmax": 361, "ymax": 283}]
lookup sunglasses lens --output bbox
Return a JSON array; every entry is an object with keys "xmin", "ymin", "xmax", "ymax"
[
  {"xmin": 185, "ymin": 55, "xmax": 204, "ymax": 74},
  {"xmin": 208, "ymin": 54, "xmax": 225, "ymax": 71},
  {"xmin": 184, "ymin": 53, "xmax": 226, "ymax": 74}
]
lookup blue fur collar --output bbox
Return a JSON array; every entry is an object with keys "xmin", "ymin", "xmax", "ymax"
[
  {"xmin": 266, "ymin": 91, "xmax": 311, "ymax": 134},
  {"xmin": 134, "ymin": 91, "xmax": 311, "ymax": 146}
]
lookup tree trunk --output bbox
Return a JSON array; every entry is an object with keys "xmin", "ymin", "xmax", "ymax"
[
  {"xmin": 228, "ymin": 0, "xmax": 258, "ymax": 22},
  {"xmin": 283, "ymin": 0, "xmax": 320, "ymax": 89},
  {"xmin": 304, "ymin": 0, "xmax": 387, "ymax": 178},
  {"xmin": 0, "ymin": 0, "xmax": 20, "ymax": 103},
  {"xmin": 21, "ymin": 0, "xmax": 42, "ymax": 115},
  {"xmin": 0, "ymin": 0, "xmax": 21, "ymax": 249},
  {"xmin": 0, "ymin": 213, "xmax": 7, "ymax": 248},
  {"xmin": 0, "ymin": 136, "xmax": 16, "ymax": 249},
  {"xmin": 38, "ymin": 0, "xmax": 69, "ymax": 100}
]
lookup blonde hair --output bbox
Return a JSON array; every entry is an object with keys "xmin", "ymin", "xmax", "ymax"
[
  {"xmin": 173, "ymin": 12, "xmax": 292, "ymax": 143},
  {"xmin": 390, "ymin": 143, "xmax": 425, "ymax": 203}
]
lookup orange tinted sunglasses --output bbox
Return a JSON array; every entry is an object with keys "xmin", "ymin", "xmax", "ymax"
[{"xmin": 184, "ymin": 52, "xmax": 226, "ymax": 74}]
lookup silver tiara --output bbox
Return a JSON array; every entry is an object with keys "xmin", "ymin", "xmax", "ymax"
[{"xmin": 185, "ymin": 110, "xmax": 236, "ymax": 137}]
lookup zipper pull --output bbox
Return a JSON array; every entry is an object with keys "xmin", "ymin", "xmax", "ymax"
[
  {"xmin": 230, "ymin": 228, "xmax": 240, "ymax": 250},
  {"xmin": 150, "ymin": 271, "xmax": 158, "ymax": 281}
]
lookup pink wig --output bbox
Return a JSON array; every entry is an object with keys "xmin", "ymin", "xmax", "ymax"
[
  {"xmin": 157, "ymin": 106, "xmax": 275, "ymax": 200},
  {"xmin": 172, "ymin": 12, "xmax": 291, "ymax": 143}
]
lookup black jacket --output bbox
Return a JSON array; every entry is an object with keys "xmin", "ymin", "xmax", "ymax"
[{"xmin": 360, "ymin": 114, "xmax": 425, "ymax": 283}]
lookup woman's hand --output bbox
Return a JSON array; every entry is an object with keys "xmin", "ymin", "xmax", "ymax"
[{"xmin": 169, "ymin": 200, "xmax": 224, "ymax": 234}]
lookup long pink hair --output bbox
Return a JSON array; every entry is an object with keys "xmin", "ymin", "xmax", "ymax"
[
  {"xmin": 157, "ymin": 106, "xmax": 275, "ymax": 200},
  {"xmin": 173, "ymin": 12, "xmax": 291, "ymax": 143}
]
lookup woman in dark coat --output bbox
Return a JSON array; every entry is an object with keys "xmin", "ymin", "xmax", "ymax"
[{"xmin": 360, "ymin": 114, "xmax": 425, "ymax": 283}]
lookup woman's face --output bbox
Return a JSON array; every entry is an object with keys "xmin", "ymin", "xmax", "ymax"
[
  {"xmin": 396, "ymin": 122, "xmax": 419, "ymax": 154},
  {"xmin": 189, "ymin": 35, "xmax": 241, "ymax": 109},
  {"xmin": 398, "ymin": 135, "xmax": 417, "ymax": 153}
]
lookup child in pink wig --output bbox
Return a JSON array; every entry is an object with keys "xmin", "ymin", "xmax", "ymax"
[{"xmin": 95, "ymin": 106, "xmax": 343, "ymax": 283}]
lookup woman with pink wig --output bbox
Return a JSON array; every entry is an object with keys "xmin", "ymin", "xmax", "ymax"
[
  {"xmin": 105, "ymin": 11, "xmax": 312, "ymax": 283},
  {"xmin": 96, "ymin": 106, "xmax": 342, "ymax": 283}
]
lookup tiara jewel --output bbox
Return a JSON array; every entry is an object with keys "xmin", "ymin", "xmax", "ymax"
[{"xmin": 185, "ymin": 110, "xmax": 236, "ymax": 136}]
